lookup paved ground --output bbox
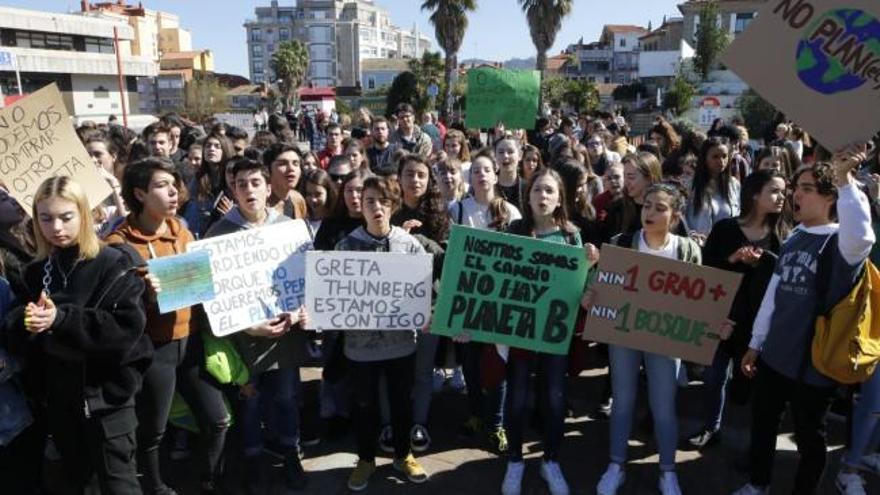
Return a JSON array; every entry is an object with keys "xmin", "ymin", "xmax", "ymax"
[{"xmin": 45, "ymin": 362, "xmax": 880, "ymax": 494}]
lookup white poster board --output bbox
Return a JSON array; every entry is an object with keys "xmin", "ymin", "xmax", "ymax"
[
  {"xmin": 187, "ymin": 220, "xmax": 313, "ymax": 336},
  {"xmin": 304, "ymin": 251, "xmax": 433, "ymax": 330}
]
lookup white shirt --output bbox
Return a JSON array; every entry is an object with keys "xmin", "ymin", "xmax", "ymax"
[
  {"xmin": 449, "ymin": 195, "xmax": 521, "ymax": 229},
  {"xmin": 638, "ymin": 231, "xmax": 678, "ymax": 260}
]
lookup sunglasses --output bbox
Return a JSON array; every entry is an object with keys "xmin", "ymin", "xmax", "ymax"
[{"xmin": 330, "ymin": 172, "xmax": 355, "ymax": 183}]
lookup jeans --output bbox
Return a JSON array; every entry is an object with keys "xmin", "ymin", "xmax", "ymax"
[
  {"xmin": 136, "ymin": 335, "xmax": 229, "ymax": 491},
  {"xmin": 700, "ymin": 346, "xmax": 733, "ymax": 432},
  {"xmin": 843, "ymin": 366, "xmax": 880, "ymax": 467},
  {"xmin": 609, "ymin": 345, "xmax": 681, "ymax": 471},
  {"xmin": 505, "ymin": 353, "xmax": 568, "ymax": 462},
  {"xmin": 462, "ymin": 342, "xmax": 506, "ymax": 429},
  {"xmin": 412, "ymin": 333, "xmax": 439, "ymax": 426},
  {"xmin": 50, "ymin": 405, "xmax": 141, "ymax": 494},
  {"xmin": 240, "ymin": 367, "xmax": 301, "ymax": 458},
  {"xmin": 350, "ymin": 353, "xmax": 416, "ymax": 462},
  {"xmin": 749, "ymin": 359, "xmax": 835, "ymax": 493}
]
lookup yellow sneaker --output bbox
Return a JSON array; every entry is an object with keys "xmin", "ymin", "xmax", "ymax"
[
  {"xmin": 393, "ymin": 453, "xmax": 428, "ymax": 483},
  {"xmin": 347, "ymin": 459, "xmax": 376, "ymax": 492}
]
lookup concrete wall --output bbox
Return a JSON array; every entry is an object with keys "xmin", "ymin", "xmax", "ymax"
[{"xmin": 70, "ymin": 74, "xmax": 128, "ymax": 117}]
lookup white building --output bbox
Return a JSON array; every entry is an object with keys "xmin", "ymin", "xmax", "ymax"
[
  {"xmin": 0, "ymin": 6, "xmax": 157, "ymax": 125},
  {"xmin": 244, "ymin": 0, "xmax": 431, "ymax": 87}
]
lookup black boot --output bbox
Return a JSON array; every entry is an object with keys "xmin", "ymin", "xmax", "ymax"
[
  {"xmin": 284, "ymin": 455, "xmax": 308, "ymax": 491},
  {"xmin": 242, "ymin": 455, "xmax": 263, "ymax": 495}
]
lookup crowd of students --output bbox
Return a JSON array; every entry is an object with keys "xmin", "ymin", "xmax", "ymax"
[{"xmin": 0, "ymin": 101, "xmax": 878, "ymax": 495}]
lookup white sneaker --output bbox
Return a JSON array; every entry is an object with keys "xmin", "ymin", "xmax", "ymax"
[
  {"xmin": 836, "ymin": 471, "xmax": 867, "ymax": 495},
  {"xmin": 540, "ymin": 460, "xmax": 570, "ymax": 495},
  {"xmin": 501, "ymin": 461, "xmax": 525, "ymax": 495},
  {"xmin": 860, "ymin": 453, "xmax": 880, "ymax": 475},
  {"xmin": 596, "ymin": 463, "xmax": 625, "ymax": 495},
  {"xmin": 658, "ymin": 471, "xmax": 682, "ymax": 495},
  {"xmin": 731, "ymin": 483, "xmax": 769, "ymax": 495}
]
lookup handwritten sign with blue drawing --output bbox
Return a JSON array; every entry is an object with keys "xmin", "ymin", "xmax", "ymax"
[{"xmin": 147, "ymin": 250, "xmax": 216, "ymax": 314}]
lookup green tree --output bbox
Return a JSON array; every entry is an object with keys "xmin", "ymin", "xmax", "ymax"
[
  {"xmin": 563, "ymin": 79, "xmax": 600, "ymax": 113},
  {"xmin": 737, "ymin": 89, "xmax": 779, "ymax": 140},
  {"xmin": 612, "ymin": 81, "xmax": 648, "ymax": 101},
  {"xmin": 518, "ymin": 0, "xmax": 573, "ymax": 72},
  {"xmin": 407, "ymin": 51, "xmax": 445, "ymax": 114},
  {"xmin": 692, "ymin": 0, "xmax": 730, "ymax": 80},
  {"xmin": 184, "ymin": 76, "xmax": 229, "ymax": 122},
  {"xmin": 385, "ymin": 71, "xmax": 419, "ymax": 117},
  {"xmin": 542, "ymin": 76, "xmax": 569, "ymax": 110},
  {"xmin": 663, "ymin": 72, "xmax": 697, "ymax": 116},
  {"xmin": 421, "ymin": 0, "xmax": 477, "ymax": 122},
  {"xmin": 270, "ymin": 40, "xmax": 309, "ymax": 111}
]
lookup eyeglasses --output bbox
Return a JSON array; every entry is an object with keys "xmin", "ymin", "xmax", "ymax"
[{"xmin": 330, "ymin": 171, "xmax": 355, "ymax": 183}]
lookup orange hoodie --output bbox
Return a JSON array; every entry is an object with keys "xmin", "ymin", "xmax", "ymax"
[{"xmin": 105, "ymin": 216, "xmax": 195, "ymax": 344}]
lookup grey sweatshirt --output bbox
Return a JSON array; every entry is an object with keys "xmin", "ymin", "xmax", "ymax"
[
  {"xmin": 750, "ymin": 184, "xmax": 875, "ymax": 386},
  {"xmin": 335, "ymin": 226, "xmax": 426, "ymax": 362}
]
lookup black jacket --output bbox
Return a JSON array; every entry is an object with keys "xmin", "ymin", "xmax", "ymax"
[{"xmin": 6, "ymin": 244, "xmax": 152, "ymax": 416}]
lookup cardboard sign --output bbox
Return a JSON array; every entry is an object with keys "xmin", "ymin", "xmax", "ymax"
[
  {"xmin": 721, "ymin": 0, "xmax": 880, "ymax": 150},
  {"xmin": 465, "ymin": 67, "xmax": 540, "ymax": 130},
  {"xmin": 187, "ymin": 220, "xmax": 313, "ymax": 336},
  {"xmin": 0, "ymin": 84, "xmax": 112, "ymax": 211},
  {"xmin": 432, "ymin": 225, "xmax": 590, "ymax": 355},
  {"xmin": 584, "ymin": 244, "xmax": 742, "ymax": 365},
  {"xmin": 304, "ymin": 251, "xmax": 433, "ymax": 330},
  {"xmin": 147, "ymin": 250, "xmax": 216, "ymax": 314}
]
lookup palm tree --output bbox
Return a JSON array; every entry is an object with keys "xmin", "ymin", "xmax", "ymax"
[
  {"xmin": 421, "ymin": 0, "xmax": 477, "ymax": 122},
  {"xmin": 271, "ymin": 40, "xmax": 309, "ymax": 111},
  {"xmin": 518, "ymin": 0, "xmax": 573, "ymax": 72}
]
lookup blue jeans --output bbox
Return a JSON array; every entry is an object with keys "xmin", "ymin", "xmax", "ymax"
[
  {"xmin": 462, "ymin": 342, "xmax": 506, "ymax": 429},
  {"xmin": 609, "ymin": 345, "xmax": 681, "ymax": 471},
  {"xmin": 844, "ymin": 367, "xmax": 880, "ymax": 467},
  {"xmin": 240, "ymin": 367, "xmax": 301, "ymax": 458},
  {"xmin": 701, "ymin": 346, "xmax": 733, "ymax": 432},
  {"xmin": 505, "ymin": 353, "xmax": 567, "ymax": 462}
]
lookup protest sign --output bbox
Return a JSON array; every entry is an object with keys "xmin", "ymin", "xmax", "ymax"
[
  {"xmin": 304, "ymin": 251, "xmax": 433, "ymax": 330},
  {"xmin": 721, "ymin": 0, "xmax": 880, "ymax": 150},
  {"xmin": 584, "ymin": 244, "xmax": 742, "ymax": 365},
  {"xmin": 187, "ymin": 220, "xmax": 313, "ymax": 336},
  {"xmin": 465, "ymin": 67, "xmax": 540, "ymax": 130},
  {"xmin": 147, "ymin": 250, "xmax": 216, "ymax": 314},
  {"xmin": 432, "ymin": 225, "xmax": 590, "ymax": 355},
  {"xmin": 0, "ymin": 83, "xmax": 112, "ymax": 211}
]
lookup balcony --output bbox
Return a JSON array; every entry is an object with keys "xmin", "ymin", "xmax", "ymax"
[{"xmin": 5, "ymin": 47, "xmax": 157, "ymax": 77}]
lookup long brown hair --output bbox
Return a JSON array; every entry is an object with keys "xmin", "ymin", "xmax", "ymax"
[
  {"xmin": 518, "ymin": 168, "xmax": 577, "ymax": 236},
  {"xmin": 620, "ymin": 152, "xmax": 663, "ymax": 232}
]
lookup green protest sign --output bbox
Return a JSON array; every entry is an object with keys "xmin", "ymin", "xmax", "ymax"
[
  {"xmin": 465, "ymin": 67, "xmax": 540, "ymax": 130},
  {"xmin": 432, "ymin": 225, "xmax": 590, "ymax": 355}
]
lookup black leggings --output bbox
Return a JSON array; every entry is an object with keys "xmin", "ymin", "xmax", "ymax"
[{"xmin": 136, "ymin": 333, "xmax": 230, "ymax": 491}]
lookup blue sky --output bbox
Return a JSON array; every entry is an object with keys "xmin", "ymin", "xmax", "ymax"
[{"xmin": 6, "ymin": 0, "xmax": 684, "ymax": 76}]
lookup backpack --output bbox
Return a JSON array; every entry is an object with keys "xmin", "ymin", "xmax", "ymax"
[{"xmin": 811, "ymin": 235, "xmax": 880, "ymax": 384}]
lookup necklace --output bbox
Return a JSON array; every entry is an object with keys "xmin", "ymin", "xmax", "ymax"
[{"xmin": 43, "ymin": 256, "xmax": 80, "ymax": 294}]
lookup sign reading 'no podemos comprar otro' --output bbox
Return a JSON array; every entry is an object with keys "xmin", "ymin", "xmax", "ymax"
[
  {"xmin": 187, "ymin": 220, "xmax": 313, "ymax": 336},
  {"xmin": 304, "ymin": 251, "xmax": 433, "ymax": 330}
]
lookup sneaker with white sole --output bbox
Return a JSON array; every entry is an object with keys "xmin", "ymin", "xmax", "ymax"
[
  {"xmin": 860, "ymin": 453, "xmax": 880, "ymax": 475},
  {"xmin": 658, "ymin": 471, "xmax": 682, "ymax": 495},
  {"xmin": 596, "ymin": 463, "xmax": 625, "ymax": 495},
  {"xmin": 432, "ymin": 369, "xmax": 446, "ymax": 393},
  {"xmin": 731, "ymin": 483, "xmax": 769, "ymax": 495},
  {"xmin": 501, "ymin": 461, "xmax": 525, "ymax": 495},
  {"xmin": 836, "ymin": 471, "xmax": 867, "ymax": 495},
  {"xmin": 540, "ymin": 460, "xmax": 570, "ymax": 495},
  {"xmin": 378, "ymin": 424, "xmax": 394, "ymax": 453},
  {"xmin": 410, "ymin": 424, "xmax": 431, "ymax": 452}
]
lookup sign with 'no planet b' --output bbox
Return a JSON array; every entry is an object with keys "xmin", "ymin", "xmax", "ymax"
[
  {"xmin": 722, "ymin": 0, "xmax": 880, "ymax": 150},
  {"xmin": 432, "ymin": 225, "xmax": 590, "ymax": 355},
  {"xmin": 584, "ymin": 244, "xmax": 742, "ymax": 365},
  {"xmin": 304, "ymin": 251, "xmax": 433, "ymax": 330}
]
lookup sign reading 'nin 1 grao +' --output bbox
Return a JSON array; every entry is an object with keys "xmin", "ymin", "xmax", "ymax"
[
  {"xmin": 584, "ymin": 244, "xmax": 742, "ymax": 365},
  {"xmin": 432, "ymin": 225, "xmax": 590, "ymax": 355}
]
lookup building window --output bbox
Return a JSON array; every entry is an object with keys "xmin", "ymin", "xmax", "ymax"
[
  {"xmin": 735, "ymin": 13, "xmax": 755, "ymax": 34},
  {"xmin": 16, "ymin": 31, "xmax": 75, "ymax": 51},
  {"xmin": 84, "ymin": 37, "xmax": 115, "ymax": 54},
  {"xmin": 619, "ymin": 38, "xmax": 626, "ymax": 48},
  {"xmin": 253, "ymin": 61, "xmax": 264, "ymax": 73},
  {"xmin": 251, "ymin": 29, "xmax": 262, "ymax": 42},
  {"xmin": 279, "ymin": 28, "xmax": 290, "ymax": 41},
  {"xmin": 252, "ymin": 45, "xmax": 263, "ymax": 57},
  {"xmin": 368, "ymin": 77, "xmax": 376, "ymax": 89},
  {"xmin": 267, "ymin": 44, "xmax": 275, "ymax": 53}
]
